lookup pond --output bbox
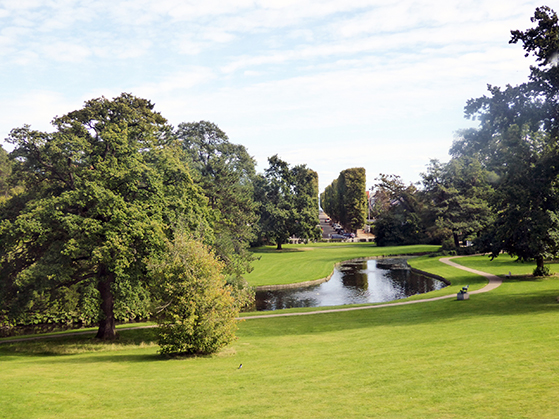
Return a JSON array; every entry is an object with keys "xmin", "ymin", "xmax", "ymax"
[{"xmin": 254, "ymin": 258, "xmax": 447, "ymax": 311}]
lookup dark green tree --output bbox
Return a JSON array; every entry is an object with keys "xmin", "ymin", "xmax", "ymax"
[
  {"xmin": 372, "ymin": 174, "xmax": 426, "ymax": 246},
  {"xmin": 0, "ymin": 94, "xmax": 210, "ymax": 339},
  {"xmin": 421, "ymin": 157, "xmax": 494, "ymax": 248},
  {"xmin": 320, "ymin": 168, "xmax": 367, "ymax": 232},
  {"xmin": 256, "ymin": 155, "xmax": 321, "ymax": 250},
  {"xmin": 339, "ymin": 168, "xmax": 367, "ymax": 232},
  {"xmin": 175, "ymin": 121, "xmax": 258, "ymax": 279},
  {"xmin": 451, "ymin": 6, "xmax": 559, "ymax": 274},
  {"xmin": 320, "ymin": 178, "xmax": 341, "ymax": 223}
]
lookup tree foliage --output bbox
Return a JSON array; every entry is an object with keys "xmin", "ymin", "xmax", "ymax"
[
  {"xmin": 451, "ymin": 6, "xmax": 559, "ymax": 272},
  {"xmin": 321, "ymin": 167, "xmax": 367, "ymax": 232},
  {"xmin": 0, "ymin": 94, "xmax": 210, "ymax": 338},
  {"xmin": 175, "ymin": 121, "xmax": 258, "ymax": 279},
  {"xmin": 149, "ymin": 232, "xmax": 239, "ymax": 355},
  {"xmin": 255, "ymin": 155, "xmax": 321, "ymax": 250},
  {"xmin": 421, "ymin": 157, "xmax": 494, "ymax": 248},
  {"xmin": 0, "ymin": 145, "xmax": 9, "ymax": 198},
  {"xmin": 371, "ymin": 174, "xmax": 427, "ymax": 246}
]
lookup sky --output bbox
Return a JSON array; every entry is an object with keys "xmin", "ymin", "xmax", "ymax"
[{"xmin": 0, "ymin": 0, "xmax": 544, "ymax": 192}]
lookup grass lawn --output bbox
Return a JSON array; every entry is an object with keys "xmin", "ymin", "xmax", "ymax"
[
  {"xmin": 450, "ymin": 253, "xmax": 559, "ymax": 276},
  {"xmin": 246, "ymin": 243, "xmax": 440, "ymax": 287},
  {"xmin": 1, "ymin": 254, "xmax": 559, "ymax": 418}
]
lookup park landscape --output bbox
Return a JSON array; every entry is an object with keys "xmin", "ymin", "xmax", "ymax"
[
  {"xmin": 2, "ymin": 5, "xmax": 559, "ymax": 419},
  {"xmin": 1, "ymin": 246, "xmax": 559, "ymax": 418}
]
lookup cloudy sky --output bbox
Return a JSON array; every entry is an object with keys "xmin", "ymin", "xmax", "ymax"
[{"xmin": 0, "ymin": 0, "xmax": 543, "ymax": 191}]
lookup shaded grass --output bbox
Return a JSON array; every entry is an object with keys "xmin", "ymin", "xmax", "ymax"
[
  {"xmin": 0, "ymin": 327, "xmax": 158, "ymax": 356},
  {"xmin": 2, "ymin": 255, "xmax": 559, "ymax": 418},
  {"xmin": 0, "ymin": 322, "xmax": 158, "ymax": 345},
  {"xmin": 246, "ymin": 243, "xmax": 440, "ymax": 286}
]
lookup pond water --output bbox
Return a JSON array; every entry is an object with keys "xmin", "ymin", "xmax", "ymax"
[{"xmin": 255, "ymin": 259, "xmax": 447, "ymax": 311}]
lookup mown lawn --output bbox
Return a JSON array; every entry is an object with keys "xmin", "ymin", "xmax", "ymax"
[{"xmin": 1, "ymin": 253, "xmax": 558, "ymax": 418}]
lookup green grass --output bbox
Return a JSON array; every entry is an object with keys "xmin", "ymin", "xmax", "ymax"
[
  {"xmin": 450, "ymin": 253, "xmax": 559, "ymax": 276},
  {"xmin": 246, "ymin": 243, "xmax": 440, "ymax": 286},
  {"xmin": 2, "ymin": 254, "xmax": 559, "ymax": 418}
]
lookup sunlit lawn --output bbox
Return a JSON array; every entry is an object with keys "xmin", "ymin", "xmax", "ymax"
[
  {"xmin": 246, "ymin": 243, "xmax": 440, "ymax": 287},
  {"xmin": 2, "ymin": 253, "xmax": 559, "ymax": 418},
  {"xmin": 450, "ymin": 253, "xmax": 559, "ymax": 276}
]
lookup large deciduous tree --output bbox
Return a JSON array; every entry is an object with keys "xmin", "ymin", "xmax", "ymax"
[
  {"xmin": 0, "ymin": 94, "xmax": 210, "ymax": 339},
  {"xmin": 371, "ymin": 174, "xmax": 426, "ymax": 246},
  {"xmin": 421, "ymin": 157, "xmax": 494, "ymax": 248},
  {"xmin": 255, "ymin": 155, "xmax": 321, "ymax": 250},
  {"xmin": 451, "ymin": 6, "xmax": 559, "ymax": 274},
  {"xmin": 175, "ymin": 121, "xmax": 258, "ymax": 278}
]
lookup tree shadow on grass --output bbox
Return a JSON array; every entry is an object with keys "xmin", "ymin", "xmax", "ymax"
[
  {"xmin": 250, "ymin": 247, "xmax": 309, "ymax": 254},
  {"xmin": 0, "ymin": 326, "xmax": 237, "ymax": 364},
  {"xmin": 0, "ymin": 342, "xmax": 233, "ymax": 364},
  {"xmin": 0, "ymin": 328, "xmax": 161, "ymax": 360}
]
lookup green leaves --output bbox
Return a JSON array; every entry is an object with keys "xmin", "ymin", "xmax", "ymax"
[
  {"xmin": 321, "ymin": 168, "xmax": 367, "ymax": 233},
  {"xmin": 449, "ymin": 7, "xmax": 559, "ymax": 269},
  {"xmin": 176, "ymin": 121, "xmax": 257, "ymax": 277},
  {"xmin": 0, "ymin": 94, "xmax": 211, "ymax": 337},
  {"xmin": 256, "ymin": 155, "xmax": 320, "ymax": 249},
  {"xmin": 149, "ymin": 232, "xmax": 239, "ymax": 355}
]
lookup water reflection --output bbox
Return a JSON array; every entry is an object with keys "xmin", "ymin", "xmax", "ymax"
[{"xmin": 255, "ymin": 259, "xmax": 446, "ymax": 311}]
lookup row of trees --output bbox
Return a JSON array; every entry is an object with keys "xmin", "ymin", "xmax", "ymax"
[
  {"xmin": 373, "ymin": 6, "xmax": 559, "ymax": 275},
  {"xmin": 320, "ymin": 168, "xmax": 367, "ymax": 232},
  {"xmin": 0, "ymin": 96, "xmax": 321, "ymax": 353}
]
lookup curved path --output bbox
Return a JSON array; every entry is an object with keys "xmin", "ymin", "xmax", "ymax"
[
  {"xmin": 438, "ymin": 256, "xmax": 503, "ymax": 294},
  {"xmin": 241, "ymin": 255, "xmax": 503, "ymax": 319},
  {"xmin": 0, "ymin": 256, "xmax": 503, "ymax": 343}
]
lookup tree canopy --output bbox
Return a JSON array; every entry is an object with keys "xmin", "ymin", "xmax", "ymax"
[
  {"xmin": 149, "ymin": 231, "xmax": 239, "ymax": 355},
  {"xmin": 0, "ymin": 145, "xmax": 12, "ymax": 202},
  {"xmin": 175, "ymin": 121, "xmax": 258, "ymax": 278},
  {"xmin": 451, "ymin": 6, "xmax": 559, "ymax": 273},
  {"xmin": 321, "ymin": 167, "xmax": 367, "ymax": 233},
  {"xmin": 421, "ymin": 157, "xmax": 494, "ymax": 248},
  {"xmin": 0, "ymin": 94, "xmax": 212, "ymax": 339},
  {"xmin": 371, "ymin": 174, "xmax": 427, "ymax": 246},
  {"xmin": 255, "ymin": 155, "xmax": 321, "ymax": 250}
]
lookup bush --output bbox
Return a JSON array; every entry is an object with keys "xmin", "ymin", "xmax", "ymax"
[
  {"xmin": 533, "ymin": 265, "xmax": 551, "ymax": 277},
  {"xmin": 149, "ymin": 233, "xmax": 239, "ymax": 355}
]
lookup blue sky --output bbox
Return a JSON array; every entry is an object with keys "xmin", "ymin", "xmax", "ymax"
[{"xmin": 0, "ymin": 0, "xmax": 542, "ymax": 191}]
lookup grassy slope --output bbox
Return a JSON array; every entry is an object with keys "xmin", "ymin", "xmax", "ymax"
[
  {"xmin": 1, "ymin": 255, "xmax": 559, "ymax": 418},
  {"xmin": 246, "ymin": 243, "xmax": 440, "ymax": 287}
]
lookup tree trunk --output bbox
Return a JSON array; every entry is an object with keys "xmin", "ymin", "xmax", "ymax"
[
  {"xmin": 95, "ymin": 268, "xmax": 118, "ymax": 340},
  {"xmin": 453, "ymin": 232, "xmax": 460, "ymax": 248},
  {"xmin": 276, "ymin": 242, "xmax": 283, "ymax": 250},
  {"xmin": 536, "ymin": 255, "xmax": 544, "ymax": 270}
]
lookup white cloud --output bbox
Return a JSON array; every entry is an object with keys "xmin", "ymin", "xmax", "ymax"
[
  {"xmin": 133, "ymin": 67, "xmax": 216, "ymax": 97},
  {"xmin": 0, "ymin": 0, "xmax": 549, "ymax": 192},
  {"xmin": 41, "ymin": 41, "xmax": 91, "ymax": 62}
]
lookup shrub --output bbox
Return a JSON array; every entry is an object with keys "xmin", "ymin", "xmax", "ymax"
[
  {"xmin": 533, "ymin": 265, "xmax": 551, "ymax": 277},
  {"xmin": 149, "ymin": 232, "xmax": 239, "ymax": 355}
]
